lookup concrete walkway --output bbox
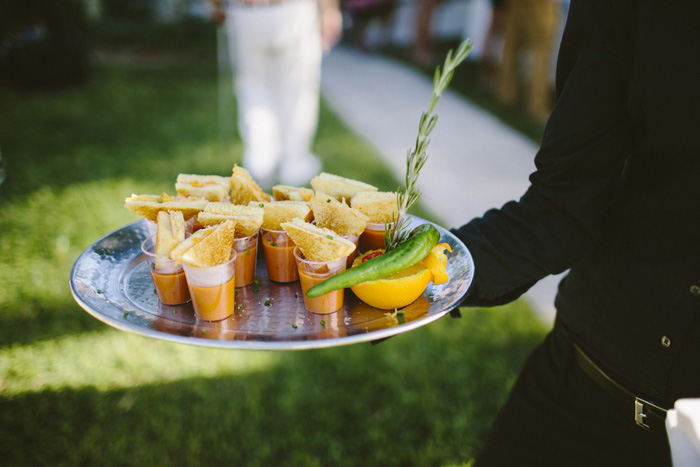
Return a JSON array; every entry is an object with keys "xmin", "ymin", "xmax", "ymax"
[{"xmin": 320, "ymin": 46, "xmax": 561, "ymax": 325}]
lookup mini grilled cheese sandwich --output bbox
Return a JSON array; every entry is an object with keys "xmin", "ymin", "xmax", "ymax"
[
  {"xmin": 169, "ymin": 220, "xmax": 236, "ymax": 267},
  {"xmin": 281, "ymin": 218, "xmax": 356, "ymax": 262}
]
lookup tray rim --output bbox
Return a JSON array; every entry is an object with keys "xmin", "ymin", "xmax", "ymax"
[{"xmin": 69, "ymin": 219, "xmax": 473, "ymax": 351}]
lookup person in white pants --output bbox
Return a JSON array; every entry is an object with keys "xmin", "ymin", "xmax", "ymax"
[{"xmin": 211, "ymin": 0, "xmax": 341, "ymax": 189}]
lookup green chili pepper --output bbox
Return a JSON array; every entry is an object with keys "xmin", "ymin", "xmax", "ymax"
[{"xmin": 306, "ymin": 224, "xmax": 440, "ymax": 298}]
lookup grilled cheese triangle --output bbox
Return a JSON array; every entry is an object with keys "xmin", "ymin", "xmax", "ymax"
[
  {"xmin": 350, "ymin": 191, "xmax": 399, "ymax": 224},
  {"xmin": 272, "ymin": 185, "xmax": 314, "ymax": 202},
  {"xmin": 176, "ymin": 174, "xmax": 230, "ymax": 202},
  {"xmin": 230, "ymin": 165, "xmax": 271, "ymax": 205},
  {"xmin": 197, "ymin": 202, "xmax": 264, "ymax": 238},
  {"xmin": 155, "ymin": 210, "xmax": 185, "ymax": 255},
  {"xmin": 250, "ymin": 200, "xmax": 313, "ymax": 231},
  {"xmin": 281, "ymin": 218, "xmax": 355, "ymax": 262},
  {"xmin": 125, "ymin": 193, "xmax": 207, "ymax": 221},
  {"xmin": 310, "ymin": 172, "xmax": 377, "ymax": 203},
  {"xmin": 310, "ymin": 192, "xmax": 368, "ymax": 236},
  {"xmin": 169, "ymin": 220, "xmax": 236, "ymax": 267}
]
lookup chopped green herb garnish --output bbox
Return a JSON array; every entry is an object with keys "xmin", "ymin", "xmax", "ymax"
[
  {"xmin": 96, "ymin": 289, "xmax": 104, "ymax": 294},
  {"xmin": 292, "ymin": 324, "xmax": 298, "ymax": 329},
  {"xmin": 258, "ymin": 203, "xmax": 264, "ymax": 207},
  {"xmin": 321, "ymin": 320, "xmax": 326, "ymax": 328},
  {"xmin": 171, "ymin": 310, "xmax": 176, "ymax": 315},
  {"xmin": 397, "ymin": 309, "xmax": 405, "ymax": 316},
  {"xmin": 123, "ymin": 311, "xmax": 129, "ymax": 319},
  {"xmin": 237, "ymin": 303, "xmax": 243, "ymax": 310},
  {"xmin": 326, "ymin": 199, "xmax": 331, "ymax": 203},
  {"xmin": 201, "ymin": 329, "xmax": 206, "ymax": 336},
  {"xmin": 264, "ymin": 300, "xmax": 271, "ymax": 306},
  {"xmin": 254, "ymin": 279, "xmax": 260, "ymax": 285},
  {"xmin": 253, "ymin": 284, "xmax": 259, "ymax": 294},
  {"xmin": 326, "ymin": 235, "xmax": 333, "ymax": 240},
  {"xmin": 244, "ymin": 248, "xmax": 250, "ymax": 255}
]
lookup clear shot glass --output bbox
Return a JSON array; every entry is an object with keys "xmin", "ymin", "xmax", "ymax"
[
  {"xmin": 358, "ymin": 222, "xmax": 393, "ymax": 253},
  {"xmin": 294, "ymin": 247, "xmax": 347, "ymax": 315},
  {"xmin": 232, "ymin": 230, "xmax": 259, "ymax": 287},
  {"xmin": 182, "ymin": 253, "xmax": 236, "ymax": 322},
  {"xmin": 141, "ymin": 236, "xmax": 191, "ymax": 306},
  {"xmin": 261, "ymin": 228, "xmax": 298, "ymax": 283}
]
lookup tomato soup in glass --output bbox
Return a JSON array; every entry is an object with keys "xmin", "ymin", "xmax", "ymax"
[
  {"xmin": 294, "ymin": 247, "xmax": 347, "ymax": 314},
  {"xmin": 182, "ymin": 253, "xmax": 236, "ymax": 321},
  {"xmin": 141, "ymin": 236, "xmax": 191, "ymax": 305},
  {"xmin": 232, "ymin": 231, "xmax": 258, "ymax": 287},
  {"xmin": 262, "ymin": 228, "xmax": 298, "ymax": 283},
  {"xmin": 359, "ymin": 222, "xmax": 393, "ymax": 253}
]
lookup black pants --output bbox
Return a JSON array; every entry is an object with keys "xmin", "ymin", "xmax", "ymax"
[{"xmin": 475, "ymin": 321, "xmax": 672, "ymax": 466}]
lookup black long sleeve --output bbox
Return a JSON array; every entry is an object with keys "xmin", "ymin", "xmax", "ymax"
[
  {"xmin": 451, "ymin": 0, "xmax": 700, "ymax": 406},
  {"xmin": 454, "ymin": 0, "xmax": 634, "ymax": 306}
]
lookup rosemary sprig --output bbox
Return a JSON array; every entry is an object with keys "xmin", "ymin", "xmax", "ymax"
[{"xmin": 384, "ymin": 39, "xmax": 473, "ymax": 251}]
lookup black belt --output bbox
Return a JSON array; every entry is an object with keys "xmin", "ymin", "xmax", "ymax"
[{"xmin": 572, "ymin": 343, "xmax": 669, "ymax": 436}]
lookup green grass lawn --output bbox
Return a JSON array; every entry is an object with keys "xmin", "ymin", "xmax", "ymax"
[{"xmin": 0, "ymin": 53, "xmax": 548, "ymax": 465}]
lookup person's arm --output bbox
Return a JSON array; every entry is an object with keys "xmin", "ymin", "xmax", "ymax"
[
  {"xmin": 319, "ymin": 0, "xmax": 342, "ymax": 50},
  {"xmin": 453, "ymin": 0, "xmax": 635, "ymax": 306},
  {"xmin": 208, "ymin": 0, "xmax": 226, "ymax": 25}
]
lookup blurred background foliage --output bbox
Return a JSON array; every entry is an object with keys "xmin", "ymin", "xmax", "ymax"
[{"xmin": 0, "ymin": 1, "xmax": 547, "ymax": 465}]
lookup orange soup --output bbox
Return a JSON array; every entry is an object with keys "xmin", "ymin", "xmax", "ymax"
[
  {"xmin": 262, "ymin": 231, "xmax": 298, "ymax": 283},
  {"xmin": 188, "ymin": 277, "xmax": 235, "ymax": 321},
  {"xmin": 298, "ymin": 267, "xmax": 344, "ymax": 314},
  {"xmin": 151, "ymin": 269, "xmax": 190, "ymax": 305},
  {"xmin": 359, "ymin": 227, "xmax": 388, "ymax": 253},
  {"xmin": 234, "ymin": 241, "xmax": 257, "ymax": 287}
]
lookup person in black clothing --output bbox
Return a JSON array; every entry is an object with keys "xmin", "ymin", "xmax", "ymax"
[{"xmin": 452, "ymin": 0, "xmax": 700, "ymax": 465}]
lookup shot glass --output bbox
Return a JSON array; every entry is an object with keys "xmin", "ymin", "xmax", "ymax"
[
  {"xmin": 294, "ymin": 247, "xmax": 347, "ymax": 314},
  {"xmin": 182, "ymin": 253, "xmax": 236, "ymax": 321},
  {"xmin": 261, "ymin": 228, "xmax": 298, "ymax": 283},
  {"xmin": 343, "ymin": 233, "xmax": 360, "ymax": 268},
  {"xmin": 141, "ymin": 236, "xmax": 191, "ymax": 305},
  {"xmin": 359, "ymin": 222, "xmax": 394, "ymax": 253},
  {"xmin": 232, "ymin": 230, "xmax": 259, "ymax": 287},
  {"xmin": 145, "ymin": 219, "xmax": 158, "ymax": 238}
]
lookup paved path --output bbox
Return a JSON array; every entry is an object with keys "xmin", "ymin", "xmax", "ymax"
[{"xmin": 320, "ymin": 46, "xmax": 561, "ymax": 325}]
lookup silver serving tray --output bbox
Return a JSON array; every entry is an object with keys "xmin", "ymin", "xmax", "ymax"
[{"xmin": 69, "ymin": 217, "xmax": 473, "ymax": 350}]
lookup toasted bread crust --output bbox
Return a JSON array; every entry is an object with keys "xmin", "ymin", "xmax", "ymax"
[
  {"xmin": 310, "ymin": 172, "xmax": 377, "ymax": 202},
  {"xmin": 272, "ymin": 185, "xmax": 315, "ymax": 202},
  {"xmin": 176, "ymin": 174, "xmax": 230, "ymax": 202},
  {"xmin": 251, "ymin": 200, "xmax": 313, "ymax": 231},
  {"xmin": 310, "ymin": 192, "xmax": 368, "ymax": 236},
  {"xmin": 230, "ymin": 165, "xmax": 271, "ymax": 205},
  {"xmin": 281, "ymin": 218, "xmax": 355, "ymax": 262},
  {"xmin": 125, "ymin": 193, "xmax": 207, "ymax": 221},
  {"xmin": 350, "ymin": 191, "xmax": 399, "ymax": 223},
  {"xmin": 170, "ymin": 220, "xmax": 236, "ymax": 267},
  {"xmin": 155, "ymin": 211, "xmax": 185, "ymax": 255},
  {"xmin": 197, "ymin": 203, "xmax": 264, "ymax": 238}
]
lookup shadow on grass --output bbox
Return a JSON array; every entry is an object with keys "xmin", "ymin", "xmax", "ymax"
[
  {"xmin": 0, "ymin": 299, "xmax": 105, "ymax": 348},
  {"xmin": 0, "ymin": 306, "xmax": 546, "ymax": 466}
]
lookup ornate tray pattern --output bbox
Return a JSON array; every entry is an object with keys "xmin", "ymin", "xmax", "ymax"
[{"xmin": 69, "ymin": 217, "xmax": 473, "ymax": 350}]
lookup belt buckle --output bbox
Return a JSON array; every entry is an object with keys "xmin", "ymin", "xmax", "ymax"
[{"xmin": 634, "ymin": 397, "xmax": 667, "ymax": 432}]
